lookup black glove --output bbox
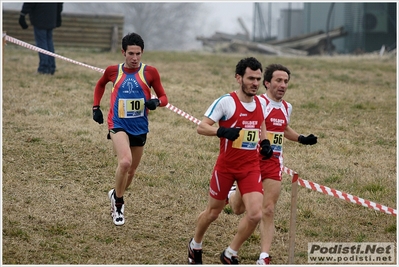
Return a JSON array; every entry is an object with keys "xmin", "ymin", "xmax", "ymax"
[
  {"xmin": 259, "ymin": 139, "xmax": 273, "ymax": 160},
  {"xmin": 216, "ymin": 127, "xmax": 241, "ymax": 141},
  {"xmin": 19, "ymin": 14, "xmax": 28, "ymax": 29},
  {"xmin": 298, "ymin": 134, "xmax": 317, "ymax": 145},
  {"xmin": 92, "ymin": 105, "xmax": 104, "ymax": 124},
  {"xmin": 145, "ymin": 99, "xmax": 160, "ymax": 110}
]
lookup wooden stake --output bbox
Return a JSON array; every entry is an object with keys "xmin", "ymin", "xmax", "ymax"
[
  {"xmin": 288, "ymin": 173, "xmax": 299, "ymax": 264},
  {"xmin": 3, "ymin": 32, "xmax": 6, "ymax": 66}
]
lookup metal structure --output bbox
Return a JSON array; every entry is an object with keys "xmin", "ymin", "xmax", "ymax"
[
  {"xmin": 252, "ymin": 2, "xmax": 270, "ymax": 42},
  {"xmin": 253, "ymin": 2, "xmax": 396, "ymax": 54},
  {"xmin": 252, "ymin": 2, "xmax": 304, "ymax": 42}
]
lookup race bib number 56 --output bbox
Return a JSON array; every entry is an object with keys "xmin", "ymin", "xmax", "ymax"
[{"xmin": 267, "ymin": 131, "xmax": 284, "ymax": 153}]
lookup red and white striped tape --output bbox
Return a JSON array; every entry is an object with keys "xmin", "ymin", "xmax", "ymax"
[
  {"xmin": 4, "ymin": 34, "xmax": 105, "ymax": 73},
  {"xmin": 5, "ymin": 34, "xmax": 396, "ymax": 217},
  {"xmin": 282, "ymin": 166, "xmax": 397, "ymax": 216},
  {"xmin": 166, "ymin": 103, "xmax": 201, "ymax": 125},
  {"xmin": 4, "ymin": 34, "xmax": 201, "ymax": 125}
]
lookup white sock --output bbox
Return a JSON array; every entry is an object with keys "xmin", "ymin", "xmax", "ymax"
[
  {"xmin": 191, "ymin": 238, "xmax": 202, "ymax": 250},
  {"xmin": 227, "ymin": 190, "xmax": 235, "ymax": 200},
  {"xmin": 226, "ymin": 246, "xmax": 238, "ymax": 258},
  {"xmin": 260, "ymin": 252, "xmax": 269, "ymax": 259}
]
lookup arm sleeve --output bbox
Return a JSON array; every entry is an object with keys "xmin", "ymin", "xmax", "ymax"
[
  {"xmin": 56, "ymin": 3, "xmax": 63, "ymax": 27},
  {"xmin": 20, "ymin": 3, "xmax": 34, "ymax": 15},
  {"xmin": 283, "ymin": 102, "xmax": 298, "ymax": 141},
  {"xmin": 287, "ymin": 102, "xmax": 292, "ymax": 124},
  {"xmin": 57, "ymin": 3, "xmax": 63, "ymax": 13},
  {"xmin": 93, "ymin": 66, "xmax": 117, "ymax": 106},
  {"xmin": 146, "ymin": 66, "xmax": 168, "ymax": 107},
  {"xmin": 205, "ymin": 95, "xmax": 235, "ymax": 122}
]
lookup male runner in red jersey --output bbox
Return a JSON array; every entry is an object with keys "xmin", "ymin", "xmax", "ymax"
[
  {"xmin": 92, "ymin": 32, "xmax": 168, "ymax": 226},
  {"xmin": 227, "ymin": 64, "xmax": 317, "ymax": 264},
  {"xmin": 187, "ymin": 57, "xmax": 273, "ymax": 264}
]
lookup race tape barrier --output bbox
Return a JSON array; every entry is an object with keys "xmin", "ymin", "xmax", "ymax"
[
  {"xmin": 282, "ymin": 166, "xmax": 396, "ymax": 216},
  {"xmin": 4, "ymin": 34, "xmax": 396, "ymax": 217},
  {"xmin": 3, "ymin": 34, "xmax": 202, "ymax": 125}
]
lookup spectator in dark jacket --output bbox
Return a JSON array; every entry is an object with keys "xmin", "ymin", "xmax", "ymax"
[{"xmin": 19, "ymin": 3, "xmax": 63, "ymax": 75}]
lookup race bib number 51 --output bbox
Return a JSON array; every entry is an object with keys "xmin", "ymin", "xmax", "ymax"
[
  {"xmin": 118, "ymin": 98, "xmax": 145, "ymax": 118},
  {"xmin": 232, "ymin": 129, "xmax": 260, "ymax": 150}
]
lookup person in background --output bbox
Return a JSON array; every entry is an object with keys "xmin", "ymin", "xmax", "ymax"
[
  {"xmin": 187, "ymin": 57, "xmax": 273, "ymax": 264},
  {"xmin": 92, "ymin": 32, "xmax": 168, "ymax": 226},
  {"xmin": 227, "ymin": 63, "xmax": 318, "ymax": 265},
  {"xmin": 19, "ymin": 2, "xmax": 63, "ymax": 75}
]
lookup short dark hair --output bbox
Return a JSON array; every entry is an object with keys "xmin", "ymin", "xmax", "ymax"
[
  {"xmin": 263, "ymin": 64, "xmax": 291, "ymax": 88},
  {"xmin": 122, "ymin": 32, "xmax": 144, "ymax": 52},
  {"xmin": 235, "ymin": 57, "xmax": 262, "ymax": 77}
]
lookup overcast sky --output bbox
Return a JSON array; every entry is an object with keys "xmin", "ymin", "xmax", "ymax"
[
  {"xmin": 201, "ymin": 2, "xmax": 254, "ymax": 34},
  {"xmin": 2, "ymin": 1, "xmax": 254, "ymax": 36}
]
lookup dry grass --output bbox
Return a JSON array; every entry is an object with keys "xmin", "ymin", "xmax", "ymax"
[{"xmin": 2, "ymin": 44, "xmax": 397, "ymax": 265}]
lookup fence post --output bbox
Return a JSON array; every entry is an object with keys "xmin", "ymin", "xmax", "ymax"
[
  {"xmin": 3, "ymin": 32, "xmax": 6, "ymax": 66},
  {"xmin": 288, "ymin": 172, "xmax": 299, "ymax": 264}
]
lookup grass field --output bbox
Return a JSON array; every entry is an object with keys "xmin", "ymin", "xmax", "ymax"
[{"xmin": 2, "ymin": 43, "xmax": 397, "ymax": 265}]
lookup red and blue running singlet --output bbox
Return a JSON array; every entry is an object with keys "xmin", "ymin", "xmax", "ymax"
[{"xmin": 108, "ymin": 63, "xmax": 152, "ymax": 135}]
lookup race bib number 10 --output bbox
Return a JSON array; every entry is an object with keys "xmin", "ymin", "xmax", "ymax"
[
  {"xmin": 232, "ymin": 129, "xmax": 259, "ymax": 150},
  {"xmin": 118, "ymin": 98, "xmax": 145, "ymax": 118}
]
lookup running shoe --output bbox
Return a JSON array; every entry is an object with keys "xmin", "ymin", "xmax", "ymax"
[
  {"xmin": 256, "ymin": 256, "xmax": 271, "ymax": 265},
  {"xmin": 187, "ymin": 238, "xmax": 203, "ymax": 264},
  {"xmin": 108, "ymin": 189, "xmax": 125, "ymax": 226},
  {"xmin": 220, "ymin": 250, "xmax": 239, "ymax": 264}
]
